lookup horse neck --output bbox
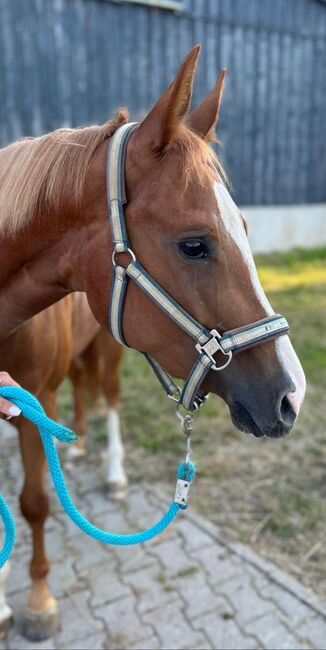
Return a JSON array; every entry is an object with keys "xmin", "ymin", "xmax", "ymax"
[{"xmin": 0, "ymin": 143, "xmax": 110, "ymax": 343}]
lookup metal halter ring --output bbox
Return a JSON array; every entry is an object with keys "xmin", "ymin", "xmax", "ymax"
[
  {"xmin": 176, "ymin": 402, "xmax": 199, "ymax": 433},
  {"xmin": 112, "ymin": 247, "xmax": 136, "ymax": 268}
]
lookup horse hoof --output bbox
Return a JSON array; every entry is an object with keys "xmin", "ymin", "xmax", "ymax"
[
  {"xmin": 65, "ymin": 445, "xmax": 86, "ymax": 460},
  {"xmin": 21, "ymin": 603, "xmax": 60, "ymax": 642},
  {"xmin": 106, "ymin": 480, "xmax": 128, "ymax": 501},
  {"xmin": 0, "ymin": 607, "xmax": 13, "ymax": 639}
]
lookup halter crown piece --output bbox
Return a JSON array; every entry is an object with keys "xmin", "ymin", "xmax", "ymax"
[{"xmin": 0, "ymin": 123, "xmax": 290, "ymax": 565}]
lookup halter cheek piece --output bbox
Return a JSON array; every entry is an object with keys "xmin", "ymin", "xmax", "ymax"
[{"xmin": 108, "ymin": 123, "xmax": 290, "ymax": 412}]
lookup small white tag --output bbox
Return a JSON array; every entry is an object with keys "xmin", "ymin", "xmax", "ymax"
[{"xmin": 174, "ymin": 479, "xmax": 191, "ymax": 506}]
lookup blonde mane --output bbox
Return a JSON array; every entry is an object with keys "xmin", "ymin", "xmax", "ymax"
[
  {"xmin": 0, "ymin": 109, "xmax": 227, "ymax": 237},
  {"xmin": 0, "ymin": 110, "xmax": 129, "ymax": 236}
]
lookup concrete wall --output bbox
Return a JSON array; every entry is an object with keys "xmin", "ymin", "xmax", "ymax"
[{"xmin": 241, "ymin": 204, "xmax": 326, "ymax": 254}]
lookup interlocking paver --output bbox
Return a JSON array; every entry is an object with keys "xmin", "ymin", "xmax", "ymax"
[
  {"xmin": 125, "ymin": 489, "xmax": 162, "ymax": 526},
  {"xmin": 123, "ymin": 566, "xmax": 180, "ymax": 613},
  {"xmin": 45, "ymin": 525, "xmax": 67, "ymax": 563},
  {"xmin": 93, "ymin": 508, "xmax": 134, "ymax": 537},
  {"xmin": 5, "ymin": 553, "xmax": 30, "ymax": 596},
  {"xmin": 96, "ymin": 595, "xmax": 153, "ymax": 646},
  {"xmin": 253, "ymin": 580, "xmax": 316, "ymax": 627},
  {"xmin": 48, "ymin": 557, "xmax": 84, "ymax": 599},
  {"xmin": 296, "ymin": 615, "xmax": 326, "ymax": 649},
  {"xmin": 148, "ymin": 537, "xmax": 201, "ymax": 578},
  {"xmin": 55, "ymin": 591, "xmax": 103, "ymax": 646},
  {"xmin": 83, "ymin": 489, "xmax": 123, "ymax": 518},
  {"xmin": 128, "ymin": 634, "xmax": 161, "ymax": 649},
  {"xmin": 1, "ymin": 421, "xmax": 326, "ymax": 650},
  {"xmin": 88, "ymin": 564, "xmax": 132, "ymax": 607},
  {"xmin": 118, "ymin": 546, "xmax": 158, "ymax": 575},
  {"xmin": 174, "ymin": 570, "xmax": 231, "ymax": 620},
  {"xmin": 176, "ymin": 518, "xmax": 216, "ymax": 552},
  {"xmin": 193, "ymin": 612, "xmax": 259, "ymax": 650},
  {"xmin": 142, "ymin": 600, "xmax": 209, "ymax": 649},
  {"xmin": 189, "ymin": 543, "xmax": 241, "ymax": 586},
  {"xmin": 70, "ymin": 530, "xmax": 115, "ymax": 574},
  {"xmin": 217, "ymin": 573, "xmax": 275, "ymax": 625},
  {"xmin": 244, "ymin": 611, "xmax": 310, "ymax": 649}
]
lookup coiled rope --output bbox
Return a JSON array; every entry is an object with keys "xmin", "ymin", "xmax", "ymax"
[{"xmin": 0, "ymin": 386, "xmax": 196, "ymax": 567}]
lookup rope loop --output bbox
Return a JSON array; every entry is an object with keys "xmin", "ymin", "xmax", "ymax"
[{"xmin": 0, "ymin": 386, "xmax": 196, "ymax": 566}]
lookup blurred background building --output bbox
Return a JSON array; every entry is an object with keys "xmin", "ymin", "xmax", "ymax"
[{"xmin": 0, "ymin": 0, "xmax": 325, "ymax": 248}]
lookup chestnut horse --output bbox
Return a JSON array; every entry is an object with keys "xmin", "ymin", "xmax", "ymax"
[
  {"xmin": 0, "ymin": 45, "xmax": 305, "ymax": 639},
  {"xmin": 0, "ymin": 294, "xmax": 126, "ymax": 638}
]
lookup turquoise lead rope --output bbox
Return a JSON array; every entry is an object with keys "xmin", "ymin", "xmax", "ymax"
[{"xmin": 0, "ymin": 386, "xmax": 196, "ymax": 568}]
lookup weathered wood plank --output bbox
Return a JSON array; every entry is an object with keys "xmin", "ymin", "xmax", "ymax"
[{"xmin": 0, "ymin": 0, "xmax": 324, "ymax": 205}]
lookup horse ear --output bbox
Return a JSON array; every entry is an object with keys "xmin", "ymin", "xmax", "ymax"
[
  {"xmin": 186, "ymin": 69, "xmax": 227, "ymax": 140},
  {"xmin": 134, "ymin": 45, "xmax": 201, "ymax": 152}
]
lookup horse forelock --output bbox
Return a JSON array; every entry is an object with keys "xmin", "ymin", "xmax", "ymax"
[
  {"xmin": 0, "ymin": 109, "xmax": 129, "ymax": 236},
  {"xmin": 156, "ymin": 124, "xmax": 228, "ymax": 191}
]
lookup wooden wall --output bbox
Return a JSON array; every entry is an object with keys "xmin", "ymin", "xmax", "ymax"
[{"xmin": 0, "ymin": 0, "xmax": 325, "ymax": 204}]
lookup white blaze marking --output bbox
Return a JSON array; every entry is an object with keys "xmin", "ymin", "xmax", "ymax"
[
  {"xmin": 276, "ymin": 337, "xmax": 306, "ymax": 414},
  {"xmin": 214, "ymin": 182, "xmax": 306, "ymax": 412},
  {"xmin": 214, "ymin": 182, "xmax": 273, "ymax": 316}
]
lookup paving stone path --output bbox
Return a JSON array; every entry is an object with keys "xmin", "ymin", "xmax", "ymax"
[{"xmin": 0, "ymin": 422, "xmax": 325, "ymax": 650}]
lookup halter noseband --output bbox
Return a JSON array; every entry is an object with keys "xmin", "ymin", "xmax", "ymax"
[{"xmin": 107, "ymin": 123, "xmax": 289, "ymax": 411}]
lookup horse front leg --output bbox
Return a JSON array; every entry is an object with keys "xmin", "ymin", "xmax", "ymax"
[
  {"xmin": 18, "ymin": 392, "xmax": 59, "ymax": 641},
  {"xmin": 101, "ymin": 333, "xmax": 127, "ymax": 499}
]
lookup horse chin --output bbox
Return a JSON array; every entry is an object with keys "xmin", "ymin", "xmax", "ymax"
[{"xmin": 229, "ymin": 401, "xmax": 292, "ymax": 439}]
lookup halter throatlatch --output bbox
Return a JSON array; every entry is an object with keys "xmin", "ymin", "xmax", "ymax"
[{"xmin": 108, "ymin": 123, "xmax": 290, "ymax": 411}]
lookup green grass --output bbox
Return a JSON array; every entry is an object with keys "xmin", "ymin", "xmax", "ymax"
[
  {"xmin": 255, "ymin": 248, "xmax": 326, "ymax": 384},
  {"xmin": 255, "ymin": 246, "xmax": 326, "ymax": 268}
]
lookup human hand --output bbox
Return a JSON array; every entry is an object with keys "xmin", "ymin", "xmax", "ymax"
[{"xmin": 0, "ymin": 372, "xmax": 22, "ymax": 418}]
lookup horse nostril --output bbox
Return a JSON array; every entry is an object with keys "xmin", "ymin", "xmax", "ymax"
[{"xmin": 279, "ymin": 394, "xmax": 297, "ymax": 428}]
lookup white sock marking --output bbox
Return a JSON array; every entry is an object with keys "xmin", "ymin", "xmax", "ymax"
[{"xmin": 107, "ymin": 408, "xmax": 127, "ymax": 486}]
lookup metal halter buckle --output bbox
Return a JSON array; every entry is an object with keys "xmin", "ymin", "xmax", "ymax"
[{"xmin": 195, "ymin": 329, "xmax": 233, "ymax": 371}]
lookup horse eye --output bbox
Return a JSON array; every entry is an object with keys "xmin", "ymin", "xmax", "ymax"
[{"xmin": 178, "ymin": 239, "xmax": 209, "ymax": 260}]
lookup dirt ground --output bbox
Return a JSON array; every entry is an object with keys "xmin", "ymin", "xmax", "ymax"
[{"xmin": 59, "ymin": 248, "xmax": 326, "ymax": 600}]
